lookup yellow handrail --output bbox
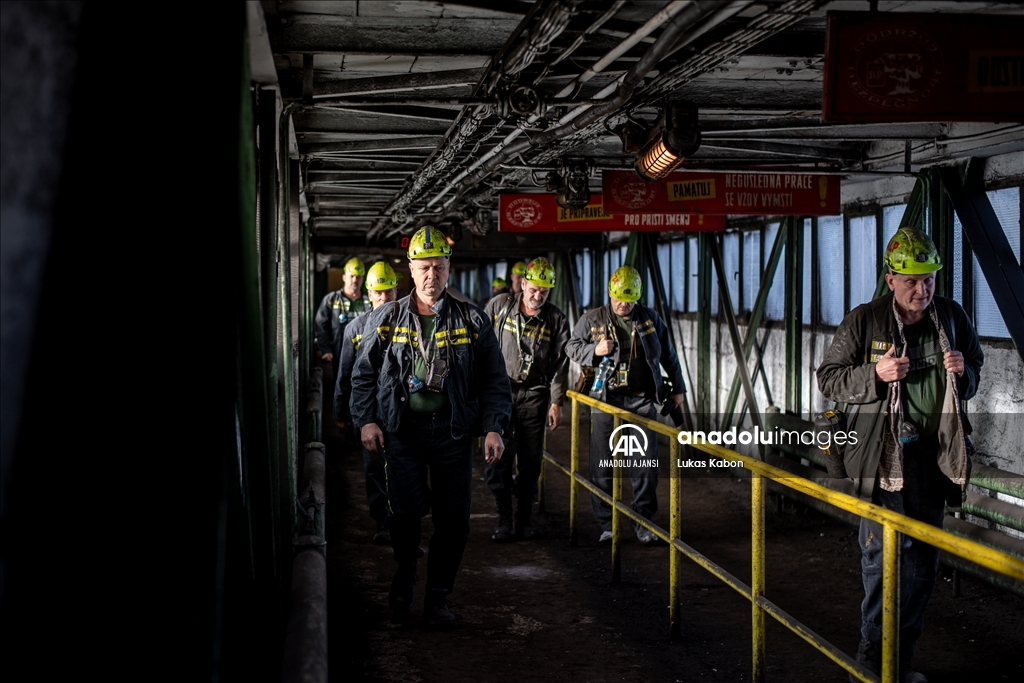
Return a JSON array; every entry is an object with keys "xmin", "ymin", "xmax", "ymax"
[{"xmin": 542, "ymin": 391, "xmax": 1024, "ymax": 683}]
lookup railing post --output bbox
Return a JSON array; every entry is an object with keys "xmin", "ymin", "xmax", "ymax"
[
  {"xmin": 669, "ymin": 439, "xmax": 681, "ymax": 639},
  {"xmin": 570, "ymin": 397, "xmax": 579, "ymax": 546},
  {"xmin": 538, "ymin": 432, "xmax": 546, "ymax": 513},
  {"xmin": 611, "ymin": 413, "xmax": 622, "ymax": 584},
  {"xmin": 882, "ymin": 524, "xmax": 900, "ymax": 683},
  {"xmin": 751, "ymin": 471, "xmax": 766, "ymax": 683}
]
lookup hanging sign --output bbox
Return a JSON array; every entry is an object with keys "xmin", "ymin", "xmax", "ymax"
[
  {"xmin": 601, "ymin": 170, "xmax": 841, "ymax": 216},
  {"xmin": 498, "ymin": 193, "xmax": 725, "ymax": 232},
  {"xmin": 823, "ymin": 12, "xmax": 1024, "ymax": 122}
]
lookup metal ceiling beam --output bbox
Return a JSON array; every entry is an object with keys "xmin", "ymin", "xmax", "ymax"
[
  {"xmin": 291, "ymin": 109, "xmax": 453, "ymax": 134},
  {"xmin": 314, "ymin": 68, "xmax": 487, "ymax": 98},
  {"xmin": 702, "ymin": 122, "xmax": 949, "ymax": 140},
  {"xmin": 303, "ymin": 137, "xmax": 442, "ymax": 153},
  {"xmin": 275, "ymin": 16, "xmax": 521, "ymax": 54},
  {"xmin": 700, "ymin": 139, "xmax": 863, "ymax": 161},
  {"xmin": 305, "ymin": 105, "xmax": 461, "ymax": 123}
]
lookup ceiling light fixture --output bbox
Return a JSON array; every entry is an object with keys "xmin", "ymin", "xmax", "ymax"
[
  {"xmin": 629, "ymin": 101, "xmax": 702, "ymax": 183},
  {"xmin": 547, "ymin": 157, "xmax": 593, "ymax": 210}
]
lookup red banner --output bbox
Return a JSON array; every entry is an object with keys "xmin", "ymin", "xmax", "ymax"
[
  {"xmin": 601, "ymin": 170, "xmax": 841, "ymax": 216},
  {"xmin": 498, "ymin": 193, "xmax": 725, "ymax": 232},
  {"xmin": 823, "ymin": 12, "xmax": 1024, "ymax": 122}
]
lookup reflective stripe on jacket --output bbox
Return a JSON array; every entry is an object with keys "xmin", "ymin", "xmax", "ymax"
[
  {"xmin": 483, "ymin": 292, "xmax": 571, "ymax": 406},
  {"xmin": 350, "ymin": 292, "xmax": 512, "ymax": 440},
  {"xmin": 565, "ymin": 303, "xmax": 685, "ymax": 402}
]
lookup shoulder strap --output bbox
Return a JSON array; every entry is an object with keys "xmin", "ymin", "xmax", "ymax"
[{"xmin": 493, "ymin": 294, "xmax": 515, "ymax": 336}]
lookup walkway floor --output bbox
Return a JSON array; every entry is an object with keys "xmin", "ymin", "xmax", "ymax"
[{"xmin": 322, "ymin": 385, "xmax": 1022, "ymax": 682}]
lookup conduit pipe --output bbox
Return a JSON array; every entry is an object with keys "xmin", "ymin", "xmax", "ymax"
[
  {"xmin": 555, "ymin": 0, "xmax": 695, "ymax": 99},
  {"xmin": 461, "ymin": 0, "xmax": 725, "ymax": 189},
  {"xmin": 283, "ymin": 442, "xmax": 327, "ymax": 683},
  {"xmin": 426, "ymin": 3, "xmax": 697, "ymax": 209},
  {"xmin": 425, "ymin": 1, "xmax": 721, "ymax": 213}
]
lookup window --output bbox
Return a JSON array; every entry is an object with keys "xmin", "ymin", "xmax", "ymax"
[
  {"xmin": 671, "ymin": 240, "xmax": 685, "ymax": 311},
  {"xmin": 849, "ymin": 214, "xmax": 877, "ymax": 307},
  {"xmin": 818, "ymin": 215, "xmax": 845, "ymax": 325},
  {"xmin": 742, "ymin": 230, "xmax": 760, "ymax": 314},
  {"xmin": 965, "ymin": 187, "xmax": 1021, "ymax": 337},
  {"xmin": 763, "ymin": 222, "xmax": 784, "ymax": 320},
  {"xmin": 578, "ymin": 251, "xmax": 592, "ymax": 308},
  {"xmin": 882, "ymin": 204, "xmax": 906, "ymax": 252},
  {"xmin": 722, "ymin": 231, "xmax": 740, "ymax": 312}
]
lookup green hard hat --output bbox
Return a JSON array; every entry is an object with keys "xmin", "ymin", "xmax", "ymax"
[
  {"xmin": 608, "ymin": 265, "xmax": 642, "ymax": 303},
  {"xmin": 884, "ymin": 227, "xmax": 942, "ymax": 275},
  {"xmin": 407, "ymin": 226, "xmax": 452, "ymax": 260},
  {"xmin": 366, "ymin": 261, "xmax": 398, "ymax": 291}
]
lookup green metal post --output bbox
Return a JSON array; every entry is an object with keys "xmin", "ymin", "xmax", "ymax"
[
  {"xmin": 784, "ymin": 217, "xmax": 803, "ymax": 414},
  {"xmin": 721, "ymin": 224, "xmax": 785, "ymax": 428},
  {"xmin": 709, "ymin": 239, "xmax": 762, "ymax": 434},
  {"xmin": 697, "ymin": 233, "xmax": 712, "ymax": 429}
]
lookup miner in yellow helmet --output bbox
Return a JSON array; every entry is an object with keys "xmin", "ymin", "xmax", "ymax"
[
  {"xmin": 817, "ymin": 226, "xmax": 982, "ymax": 681},
  {"xmin": 483, "ymin": 256, "xmax": 570, "ymax": 541},
  {"xmin": 566, "ymin": 264, "xmax": 685, "ymax": 546},
  {"xmin": 314, "ymin": 256, "xmax": 370, "ymax": 376},
  {"xmin": 333, "ymin": 261, "xmax": 401, "ymax": 546},
  {"xmin": 349, "ymin": 225, "xmax": 511, "ymax": 630},
  {"xmin": 509, "ymin": 261, "xmax": 528, "ymax": 294}
]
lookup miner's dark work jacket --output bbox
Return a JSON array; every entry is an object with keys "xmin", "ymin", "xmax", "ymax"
[{"xmin": 349, "ymin": 292, "xmax": 512, "ymax": 441}]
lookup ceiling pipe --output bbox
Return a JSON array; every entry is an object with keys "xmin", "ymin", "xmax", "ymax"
[
  {"xmin": 461, "ymin": 1, "xmax": 726, "ymax": 190},
  {"xmin": 421, "ymin": 2, "xmax": 710, "ymax": 214},
  {"xmin": 555, "ymin": 0, "xmax": 695, "ymax": 99}
]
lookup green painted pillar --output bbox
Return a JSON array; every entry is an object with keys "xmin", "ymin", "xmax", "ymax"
[
  {"xmin": 697, "ymin": 232, "xmax": 712, "ymax": 429},
  {"xmin": 784, "ymin": 217, "xmax": 803, "ymax": 414}
]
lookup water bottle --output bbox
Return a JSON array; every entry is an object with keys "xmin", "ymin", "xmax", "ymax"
[{"xmin": 590, "ymin": 356, "xmax": 614, "ymax": 398}]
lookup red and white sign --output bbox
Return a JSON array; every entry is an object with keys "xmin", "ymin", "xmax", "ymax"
[
  {"xmin": 823, "ymin": 12, "xmax": 1024, "ymax": 122},
  {"xmin": 498, "ymin": 193, "xmax": 724, "ymax": 232},
  {"xmin": 602, "ymin": 170, "xmax": 841, "ymax": 216}
]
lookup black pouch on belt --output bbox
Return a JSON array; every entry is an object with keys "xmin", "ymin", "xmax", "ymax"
[{"xmin": 813, "ymin": 409, "xmax": 849, "ymax": 478}]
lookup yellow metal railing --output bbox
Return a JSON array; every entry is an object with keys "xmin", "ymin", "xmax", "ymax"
[{"xmin": 539, "ymin": 391, "xmax": 1024, "ymax": 683}]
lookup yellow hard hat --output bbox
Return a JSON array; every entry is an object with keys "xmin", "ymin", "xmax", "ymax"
[
  {"xmin": 492, "ymin": 277, "xmax": 507, "ymax": 289},
  {"xmin": 366, "ymin": 261, "xmax": 398, "ymax": 291},
  {"xmin": 407, "ymin": 226, "xmax": 452, "ymax": 260},
  {"xmin": 524, "ymin": 258, "xmax": 556, "ymax": 288},
  {"xmin": 343, "ymin": 257, "xmax": 366, "ymax": 276},
  {"xmin": 511, "ymin": 261, "xmax": 528, "ymax": 275},
  {"xmin": 884, "ymin": 227, "xmax": 942, "ymax": 275},
  {"xmin": 608, "ymin": 265, "xmax": 642, "ymax": 303}
]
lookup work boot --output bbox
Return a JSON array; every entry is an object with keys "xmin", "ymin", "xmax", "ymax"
[
  {"xmin": 387, "ymin": 561, "xmax": 417, "ymax": 617},
  {"xmin": 492, "ymin": 497, "xmax": 514, "ymax": 542},
  {"xmin": 515, "ymin": 499, "xmax": 536, "ymax": 539},
  {"xmin": 900, "ymin": 666, "xmax": 928, "ymax": 683},
  {"xmin": 371, "ymin": 519, "xmax": 391, "ymax": 546},
  {"xmin": 849, "ymin": 638, "xmax": 880, "ymax": 683},
  {"xmin": 424, "ymin": 589, "xmax": 458, "ymax": 631}
]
